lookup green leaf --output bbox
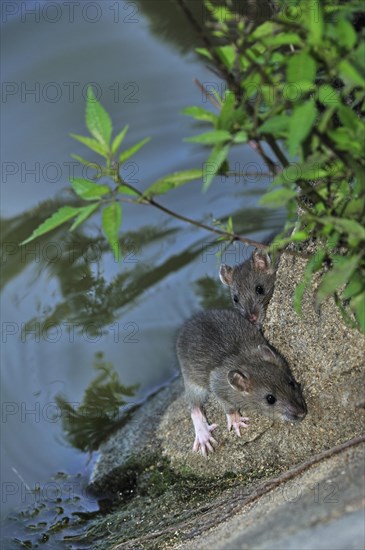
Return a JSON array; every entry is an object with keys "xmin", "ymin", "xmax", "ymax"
[
  {"xmin": 111, "ymin": 125, "xmax": 129, "ymax": 155},
  {"xmin": 316, "ymin": 255, "xmax": 361, "ymax": 305},
  {"xmin": 262, "ymin": 33, "xmax": 302, "ymax": 47},
  {"xmin": 337, "ymin": 105, "xmax": 361, "ymax": 133},
  {"xmin": 21, "ymin": 206, "xmax": 83, "ymax": 245},
  {"xmin": 71, "ymin": 154, "xmax": 102, "ymax": 171},
  {"xmin": 85, "ymin": 87, "xmax": 112, "ymax": 149},
  {"xmin": 117, "ymin": 185, "xmax": 139, "ymax": 196},
  {"xmin": 70, "ymin": 134, "xmax": 109, "ymax": 158},
  {"xmin": 182, "ymin": 106, "xmax": 218, "ymax": 123},
  {"xmin": 216, "ymin": 45, "xmax": 236, "ymax": 70},
  {"xmin": 119, "ymin": 137, "xmax": 151, "ymax": 164},
  {"xmin": 217, "ymin": 91, "xmax": 236, "ymax": 130},
  {"xmin": 336, "ymin": 18, "xmax": 357, "ymax": 49},
  {"xmin": 102, "ymin": 203, "xmax": 122, "ymax": 262},
  {"xmin": 195, "ymin": 48, "xmax": 213, "ymax": 60},
  {"xmin": 306, "ymin": 2, "xmax": 323, "ymax": 46},
  {"xmin": 339, "ymin": 60, "xmax": 365, "ymax": 88},
  {"xmin": 319, "ymin": 217, "xmax": 365, "ymax": 242},
  {"xmin": 70, "ymin": 178, "xmax": 110, "ymax": 201},
  {"xmin": 260, "ymin": 115, "xmax": 290, "ymax": 137},
  {"xmin": 288, "ymin": 101, "xmax": 317, "ymax": 157},
  {"xmin": 202, "ymin": 144, "xmax": 230, "ymax": 192},
  {"xmin": 143, "ymin": 169, "xmax": 202, "ymax": 197},
  {"xmin": 352, "ymin": 292, "xmax": 365, "ymax": 333},
  {"xmin": 70, "ymin": 203, "xmax": 100, "ymax": 231},
  {"xmin": 260, "ymin": 188, "xmax": 297, "ymax": 208},
  {"xmin": 287, "ymin": 52, "xmax": 316, "ymax": 83},
  {"xmin": 185, "ymin": 130, "xmax": 231, "ymax": 145},
  {"xmin": 317, "ymin": 85, "xmax": 340, "ymax": 106},
  {"xmin": 233, "ymin": 131, "xmax": 247, "ymax": 143},
  {"xmin": 343, "ymin": 273, "xmax": 364, "ymax": 300}
]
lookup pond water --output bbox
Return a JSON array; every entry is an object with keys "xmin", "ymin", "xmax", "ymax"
[{"xmin": 1, "ymin": 0, "xmax": 284, "ymax": 546}]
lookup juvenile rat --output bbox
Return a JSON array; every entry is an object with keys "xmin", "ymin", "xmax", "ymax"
[
  {"xmin": 177, "ymin": 309, "xmax": 307, "ymax": 456},
  {"xmin": 219, "ymin": 248, "xmax": 277, "ymax": 328}
]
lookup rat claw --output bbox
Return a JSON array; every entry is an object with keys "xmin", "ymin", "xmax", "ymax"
[{"xmin": 226, "ymin": 412, "xmax": 250, "ymax": 437}]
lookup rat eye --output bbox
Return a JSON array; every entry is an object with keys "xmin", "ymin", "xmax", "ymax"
[
  {"xmin": 288, "ymin": 379, "xmax": 296, "ymax": 388},
  {"xmin": 233, "ymin": 295, "xmax": 239, "ymax": 303},
  {"xmin": 266, "ymin": 394, "xmax": 276, "ymax": 405},
  {"xmin": 255, "ymin": 285, "xmax": 264, "ymax": 295}
]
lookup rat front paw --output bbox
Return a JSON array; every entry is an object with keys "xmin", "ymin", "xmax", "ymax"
[
  {"xmin": 226, "ymin": 412, "xmax": 250, "ymax": 437},
  {"xmin": 192, "ymin": 422, "xmax": 219, "ymax": 457}
]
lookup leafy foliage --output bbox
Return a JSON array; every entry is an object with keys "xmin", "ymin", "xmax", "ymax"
[
  {"xmin": 182, "ymin": 0, "xmax": 365, "ymax": 331},
  {"xmin": 21, "ymin": 3, "xmax": 365, "ymax": 332}
]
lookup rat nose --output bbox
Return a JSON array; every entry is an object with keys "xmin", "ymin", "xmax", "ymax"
[{"xmin": 248, "ymin": 313, "xmax": 258, "ymax": 323}]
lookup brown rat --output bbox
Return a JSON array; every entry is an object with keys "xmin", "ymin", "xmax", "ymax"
[
  {"xmin": 177, "ymin": 309, "xmax": 307, "ymax": 456},
  {"xmin": 219, "ymin": 248, "xmax": 277, "ymax": 328}
]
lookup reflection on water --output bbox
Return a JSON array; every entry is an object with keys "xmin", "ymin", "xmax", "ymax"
[{"xmin": 56, "ymin": 352, "xmax": 138, "ymax": 453}]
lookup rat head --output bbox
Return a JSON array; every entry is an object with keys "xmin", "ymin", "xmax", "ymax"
[
  {"xmin": 227, "ymin": 345, "xmax": 307, "ymax": 422},
  {"xmin": 219, "ymin": 249, "xmax": 276, "ymax": 328}
]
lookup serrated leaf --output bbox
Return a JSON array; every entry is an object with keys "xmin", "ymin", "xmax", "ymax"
[
  {"xmin": 316, "ymin": 255, "xmax": 361, "ymax": 305},
  {"xmin": 143, "ymin": 169, "xmax": 202, "ymax": 197},
  {"xmin": 260, "ymin": 188, "xmax": 297, "ymax": 207},
  {"xmin": 111, "ymin": 125, "xmax": 129, "ymax": 155},
  {"xmin": 102, "ymin": 203, "xmax": 122, "ymax": 262},
  {"xmin": 119, "ymin": 137, "xmax": 150, "ymax": 164},
  {"xmin": 202, "ymin": 144, "xmax": 230, "ymax": 192},
  {"xmin": 70, "ymin": 203, "xmax": 100, "ymax": 231},
  {"xmin": 70, "ymin": 178, "xmax": 110, "ymax": 201},
  {"xmin": 185, "ymin": 130, "xmax": 231, "ymax": 145},
  {"xmin": 85, "ymin": 87, "xmax": 112, "ymax": 149},
  {"xmin": 182, "ymin": 106, "xmax": 218, "ymax": 123},
  {"xmin": 70, "ymin": 134, "xmax": 109, "ymax": 158},
  {"xmin": 288, "ymin": 101, "xmax": 317, "ymax": 157},
  {"xmin": 287, "ymin": 52, "xmax": 316, "ymax": 83},
  {"xmin": 21, "ymin": 206, "xmax": 83, "ymax": 245},
  {"xmin": 117, "ymin": 185, "xmax": 139, "ymax": 196}
]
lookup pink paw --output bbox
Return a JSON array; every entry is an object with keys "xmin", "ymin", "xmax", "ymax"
[
  {"xmin": 192, "ymin": 422, "xmax": 219, "ymax": 457},
  {"xmin": 226, "ymin": 412, "xmax": 250, "ymax": 437},
  {"xmin": 191, "ymin": 407, "xmax": 219, "ymax": 457}
]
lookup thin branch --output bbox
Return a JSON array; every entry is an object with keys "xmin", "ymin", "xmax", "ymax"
[{"xmin": 116, "ymin": 173, "xmax": 268, "ymax": 249}]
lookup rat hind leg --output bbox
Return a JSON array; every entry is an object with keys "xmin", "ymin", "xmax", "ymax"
[{"xmin": 184, "ymin": 380, "xmax": 219, "ymax": 457}]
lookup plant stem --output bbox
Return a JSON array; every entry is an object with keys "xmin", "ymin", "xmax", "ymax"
[{"xmin": 116, "ymin": 174, "xmax": 267, "ymax": 249}]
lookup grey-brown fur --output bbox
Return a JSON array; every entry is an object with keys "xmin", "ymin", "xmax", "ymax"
[
  {"xmin": 177, "ymin": 309, "xmax": 307, "ymax": 422},
  {"xmin": 219, "ymin": 249, "xmax": 277, "ymax": 328}
]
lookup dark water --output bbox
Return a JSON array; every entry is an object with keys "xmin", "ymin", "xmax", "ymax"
[{"xmin": 1, "ymin": 0, "xmax": 284, "ymax": 546}]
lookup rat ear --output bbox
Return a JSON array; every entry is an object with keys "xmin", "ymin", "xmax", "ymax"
[
  {"xmin": 228, "ymin": 370, "xmax": 251, "ymax": 393},
  {"xmin": 257, "ymin": 344, "xmax": 278, "ymax": 362},
  {"xmin": 219, "ymin": 264, "xmax": 233, "ymax": 286},
  {"xmin": 251, "ymin": 249, "xmax": 271, "ymax": 272}
]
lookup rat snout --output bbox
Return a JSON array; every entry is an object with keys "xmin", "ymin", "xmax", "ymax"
[
  {"xmin": 284, "ymin": 405, "xmax": 307, "ymax": 422},
  {"xmin": 248, "ymin": 313, "xmax": 258, "ymax": 323}
]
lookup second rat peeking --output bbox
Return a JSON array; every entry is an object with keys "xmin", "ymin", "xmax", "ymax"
[{"xmin": 219, "ymin": 248, "xmax": 278, "ymax": 329}]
